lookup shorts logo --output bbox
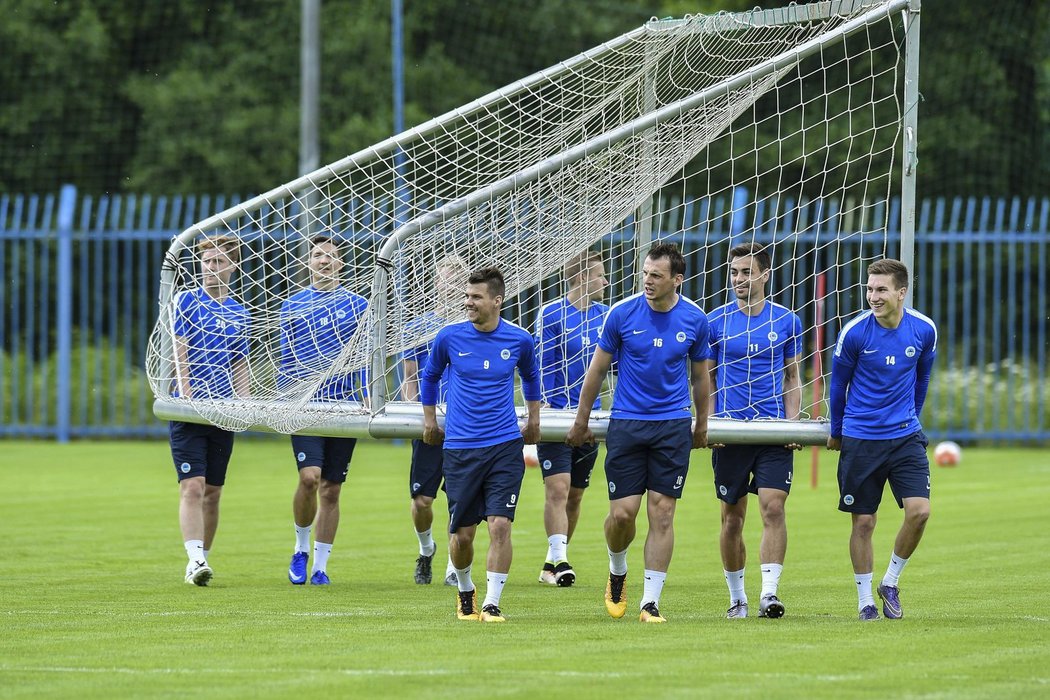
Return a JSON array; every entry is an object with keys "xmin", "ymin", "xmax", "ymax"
[
  {"xmin": 500, "ymin": 349, "xmax": 511, "ymax": 360},
  {"xmin": 608, "ymin": 481, "xmax": 617, "ymax": 494},
  {"xmin": 297, "ymin": 452, "xmax": 306, "ymax": 462},
  {"xmin": 768, "ymin": 331, "xmax": 778, "ymax": 341},
  {"xmin": 786, "ymin": 470, "xmax": 793, "ymax": 485},
  {"xmin": 905, "ymin": 346, "xmax": 916, "ymax": 357},
  {"xmin": 675, "ymin": 331, "xmax": 687, "ymax": 343},
  {"xmin": 505, "ymin": 493, "xmax": 517, "ymax": 508},
  {"xmin": 542, "ymin": 460, "xmax": 552, "ymax": 471},
  {"xmin": 673, "ymin": 475, "xmax": 684, "ymax": 490},
  {"xmin": 180, "ymin": 462, "xmax": 191, "ymax": 474},
  {"xmin": 843, "ymin": 494, "xmax": 855, "ymax": 506},
  {"xmin": 718, "ymin": 484, "xmax": 728, "ymax": 496},
  {"xmin": 412, "ymin": 481, "xmax": 421, "ymax": 492}
]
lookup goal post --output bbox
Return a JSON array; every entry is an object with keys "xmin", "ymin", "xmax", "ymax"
[{"xmin": 148, "ymin": 0, "xmax": 920, "ymax": 445}]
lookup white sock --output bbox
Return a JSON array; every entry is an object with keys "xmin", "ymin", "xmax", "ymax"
[
  {"xmin": 312, "ymin": 541, "xmax": 332, "ymax": 573},
  {"xmin": 725, "ymin": 568, "xmax": 747, "ymax": 604},
  {"xmin": 184, "ymin": 539, "xmax": 205, "ymax": 563},
  {"xmin": 882, "ymin": 552, "xmax": 909, "ymax": 587},
  {"xmin": 760, "ymin": 563, "xmax": 784, "ymax": 598},
  {"xmin": 483, "ymin": 571, "xmax": 508, "ymax": 608},
  {"xmin": 608, "ymin": 547, "xmax": 628, "ymax": 576},
  {"xmin": 641, "ymin": 569, "xmax": 667, "ymax": 608},
  {"xmin": 855, "ymin": 572, "xmax": 875, "ymax": 609},
  {"xmin": 295, "ymin": 524, "xmax": 311, "ymax": 554},
  {"xmin": 455, "ymin": 565, "xmax": 474, "ymax": 593},
  {"xmin": 202, "ymin": 548, "xmax": 210, "ymax": 561},
  {"xmin": 416, "ymin": 528, "xmax": 436, "ymax": 557},
  {"xmin": 445, "ymin": 554, "xmax": 456, "ymax": 578},
  {"xmin": 548, "ymin": 534, "xmax": 568, "ymax": 563}
]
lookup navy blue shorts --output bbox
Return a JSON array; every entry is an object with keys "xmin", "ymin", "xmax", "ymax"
[
  {"xmin": 443, "ymin": 437, "xmax": 526, "ymax": 532},
  {"xmin": 711, "ymin": 444, "xmax": 795, "ymax": 504},
  {"xmin": 603, "ymin": 418, "xmax": 692, "ymax": 499},
  {"xmin": 837, "ymin": 430, "xmax": 930, "ymax": 514},
  {"xmin": 291, "ymin": 435, "xmax": 357, "ymax": 484},
  {"xmin": 169, "ymin": 421, "xmax": 234, "ymax": 486},
  {"xmin": 410, "ymin": 438, "xmax": 445, "ymax": 498},
  {"xmin": 536, "ymin": 442, "xmax": 598, "ymax": 489}
]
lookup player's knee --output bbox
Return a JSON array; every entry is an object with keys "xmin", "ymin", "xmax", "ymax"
[
  {"xmin": 761, "ymin": 500, "xmax": 786, "ymax": 526},
  {"xmin": 179, "ymin": 476, "xmax": 205, "ymax": 502},
  {"xmin": 318, "ymin": 480, "xmax": 341, "ymax": 505},
  {"xmin": 412, "ymin": 494, "xmax": 435, "ymax": 511},
  {"xmin": 297, "ymin": 469, "xmax": 321, "ymax": 492},
  {"xmin": 487, "ymin": 516, "xmax": 512, "ymax": 543},
  {"xmin": 721, "ymin": 510, "xmax": 745, "ymax": 536},
  {"xmin": 852, "ymin": 514, "xmax": 877, "ymax": 537},
  {"xmin": 566, "ymin": 489, "xmax": 584, "ymax": 512},
  {"xmin": 202, "ymin": 484, "xmax": 222, "ymax": 508},
  {"xmin": 607, "ymin": 504, "xmax": 636, "ymax": 530},
  {"xmin": 907, "ymin": 504, "xmax": 930, "ymax": 527}
]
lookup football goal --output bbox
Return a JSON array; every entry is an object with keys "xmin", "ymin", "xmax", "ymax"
[{"xmin": 147, "ymin": 0, "xmax": 921, "ymax": 444}]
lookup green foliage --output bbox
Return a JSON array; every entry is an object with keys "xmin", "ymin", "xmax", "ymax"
[
  {"xmin": 1, "ymin": 441, "xmax": 1048, "ymax": 697},
  {"xmin": 923, "ymin": 357, "xmax": 1050, "ymax": 436},
  {"xmin": 1, "ymin": 342, "xmax": 154, "ymax": 428},
  {"xmin": 2, "ymin": 0, "xmax": 1046, "ymax": 197}
]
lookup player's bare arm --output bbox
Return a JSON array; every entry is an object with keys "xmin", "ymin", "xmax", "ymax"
[
  {"xmin": 421, "ymin": 403, "xmax": 444, "ymax": 446},
  {"xmin": 566, "ymin": 347, "xmax": 612, "ymax": 446},
  {"xmin": 690, "ymin": 358, "xmax": 711, "ymax": 449},
  {"xmin": 521, "ymin": 400, "xmax": 541, "ymax": 444},
  {"xmin": 783, "ymin": 353, "xmax": 802, "ymax": 449}
]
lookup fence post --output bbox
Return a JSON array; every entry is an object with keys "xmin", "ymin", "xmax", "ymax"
[{"xmin": 56, "ymin": 184, "xmax": 76, "ymax": 443}]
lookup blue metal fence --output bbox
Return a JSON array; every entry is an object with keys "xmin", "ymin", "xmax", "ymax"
[{"xmin": 1, "ymin": 186, "xmax": 1048, "ymax": 441}]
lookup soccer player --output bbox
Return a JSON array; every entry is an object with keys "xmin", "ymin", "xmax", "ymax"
[
  {"xmin": 707, "ymin": 242, "xmax": 802, "ymax": 619},
  {"xmin": 402, "ymin": 255, "xmax": 467, "ymax": 586},
  {"xmin": 827, "ymin": 258, "xmax": 936, "ymax": 621},
  {"xmin": 420, "ymin": 267, "xmax": 541, "ymax": 623},
  {"xmin": 169, "ymin": 235, "xmax": 250, "ymax": 586},
  {"xmin": 567, "ymin": 241, "xmax": 712, "ymax": 623},
  {"xmin": 278, "ymin": 235, "xmax": 369, "ymax": 586},
  {"xmin": 534, "ymin": 250, "xmax": 609, "ymax": 587}
]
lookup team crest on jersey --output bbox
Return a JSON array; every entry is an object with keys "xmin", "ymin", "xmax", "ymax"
[
  {"xmin": 905, "ymin": 346, "xmax": 916, "ymax": 357},
  {"xmin": 336, "ymin": 310, "xmax": 346, "ymax": 319},
  {"xmin": 676, "ymin": 331, "xmax": 687, "ymax": 342},
  {"xmin": 718, "ymin": 484, "xmax": 728, "ymax": 496},
  {"xmin": 768, "ymin": 331, "xmax": 778, "ymax": 341},
  {"xmin": 297, "ymin": 452, "xmax": 306, "ymax": 462},
  {"xmin": 542, "ymin": 460, "xmax": 552, "ymax": 471},
  {"xmin": 180, "ymin": 462, "xmax": 191, "ymax": 474},
  {"xmin": 608, "ymin": 481, "xmax": 617, "ymax": 494},
  {"xmin": 843, "ymin": 494, "xmax": 855, "ymax": 506},
  {"xmin": 500, "ymin": 348, "xmax": 511, "ymax": 360}
]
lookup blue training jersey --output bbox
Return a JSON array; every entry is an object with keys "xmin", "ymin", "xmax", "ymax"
[
  {"xmin": 598, "ymin": 293, "xmax": 712, "ymax": 421},
  {"xmin": 402, "ymin": 311, "xmax": 450, "ymax": 402},
  {"xmin": 172, "ymin": 288, "xmax": 250, "ymax": 399},
  {"xmin": 278, "ymin": 286, "xmax": 370, "ymax": 401},
  {"xmin": 420, "ymin": 318, "xmax": 541, "ymax": 449},
  {"xmin": 709, "ymin": 301, "xmax": 803, "ymax": 420},
  {"xmin": 536, "ymin": 297, "xmax": 609, "ymax": 410},
  {"xmin": 830, "ymin": 308, "xmax": 938, "ymax": 439}
]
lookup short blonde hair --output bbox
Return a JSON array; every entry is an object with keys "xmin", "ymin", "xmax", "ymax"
[
  {"xmin": 198, "ymin": 234, "xmax": 240, "ymax": 263},
  {"xmin": 563, "ymin": 250, "xmax": 603, "ymax": 283}
]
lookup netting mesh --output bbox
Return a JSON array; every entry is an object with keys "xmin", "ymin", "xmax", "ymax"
[{"xmin": 146, "ymin": 0, "xmax": 909, "ymax": 436}]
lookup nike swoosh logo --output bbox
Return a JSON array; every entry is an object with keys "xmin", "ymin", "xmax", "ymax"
[
  {"xmin": 458, "ymin": 352, "xmax": 471, "ymax": 356},
  {"xmin": 862, "ymin": 349, "xmax": 878, "ymax": 354},
  {"xmin": 505, "ymin": 502, "xmax": 517, "ymax": 508},
  {"xmin": 632, "ymin": 330, "xmax": 646, "ymax": 335},
  {"xmin": 289, "ymin": 570, "xmax": 305, "ymax": 582}
]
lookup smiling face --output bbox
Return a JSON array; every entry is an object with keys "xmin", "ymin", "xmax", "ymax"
[
  {"xmin": 308, "ymin": 240, "xmax": 344, "ymax": 290},
  {"xmin": 641, "ymin": 254, "xmax": 683, "ymax": 308},
  {"xmin": 866, "ymin": 272, "xmax": 907, "ymax": 326},
  {"xmin": 729, "ymin": 254, "xmax": 769, "ymax": 306},
  {"xmin": 464, "ymin": 281, "xmax": 501, "ymax": 329}
]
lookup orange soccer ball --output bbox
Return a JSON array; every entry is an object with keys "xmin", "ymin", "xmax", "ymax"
[{"xmin": 933, "ymin": 441, "xmax": 961, "ymax": 467}]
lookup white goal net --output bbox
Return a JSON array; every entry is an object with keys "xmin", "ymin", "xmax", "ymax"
[{"xmin": 147, "ymin": 0, "xmax": 919, "ymax": 442}]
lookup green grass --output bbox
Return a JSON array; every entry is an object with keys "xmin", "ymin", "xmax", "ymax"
[{"xmin": 1, "ymin": 439, "xmax": 1048, "ymax": 699}]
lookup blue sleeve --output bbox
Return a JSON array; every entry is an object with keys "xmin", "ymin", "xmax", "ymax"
[
  {"xmin": 689, "ymin": 312, "xmax": 712, "ymax": 361},
  {"xmin": 518, "ymin": 332, "xmax": 542, "ymax": 402},
  {"xmin": 420, "ymin": 330, "xmax": 449, "ymax": 406},
  {"xmin": 538, "ymin": 307, "xmax": 563, "ymax": 404},
  {"xmin": 597, "ymin": 306, "xmax": 621, "ymax": 355},
  {"xmin": 790, "ymin": 313, "xmax": 804, "ymax": 358},
  {"xmin": 914, "ymin": 329, "xmax": 937, "ymax": 416},
  {"xmin": 829, "ymin": 329, "xmax": 858, "ymax": 438},
  {"xmin": 172, "ymin": 292, "xmax": 192, "ymax": 338}
]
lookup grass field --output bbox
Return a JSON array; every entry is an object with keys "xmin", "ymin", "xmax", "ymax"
[{"xmin": 1, "ymin": 438, "xmax": 1048, "ymax": 699}]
